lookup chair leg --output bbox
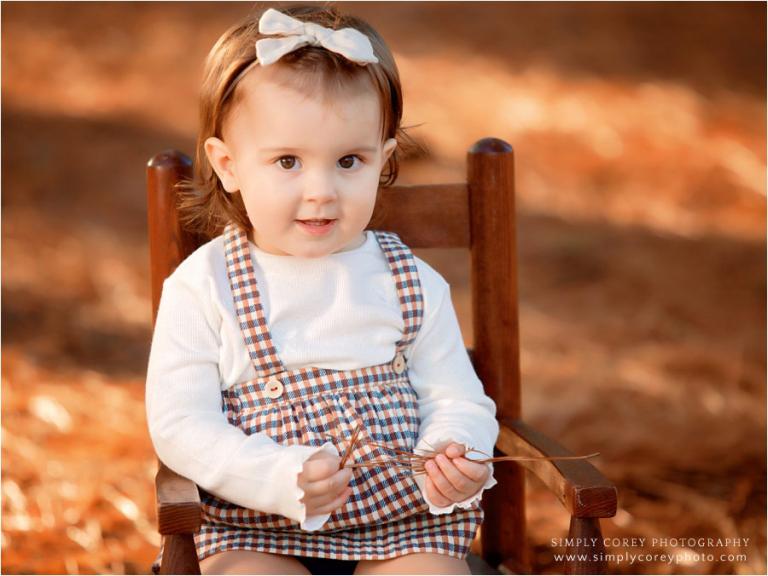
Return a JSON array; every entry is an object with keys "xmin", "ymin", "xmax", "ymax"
[
  {"xmin": 160, "ymin": 534, "xmax": 201, "ymax": 575},
  {"xmin": 480, "ymin": 461, "xmax": 529, "ymax": 573},
  {"xmin": 565, "ymin": 517, "xmax": 606, "ymax": 575}
]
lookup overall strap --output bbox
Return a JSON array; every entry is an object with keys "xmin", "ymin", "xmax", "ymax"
[
  {"xmin": 373, "ymin": 231, "xmax": 425, "ymax": 355},
  {"xmin": 223, "ymin": 221, "xmax": 286, "ymax": 378}
]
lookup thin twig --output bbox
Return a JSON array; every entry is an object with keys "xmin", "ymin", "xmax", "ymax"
[
  {"xmin": 366, "ymin": 440, "xmax": 421, "ymax": 458},
  {"xmin": 327, "ymin": 426, "xmax": 601, "ymax": 474},
  {"xmin": 338, "ymin": 423, "xmax": 362, "ymax": 470},
  {"xmin": 343, "ymin": 451, "xmax": 601, "ymax": 470},
  {"xmin": 344, "ymin": 460, "xmax": 412, "ymax": 469},
  {"xmin": 470, "ymin": 452, "xmax": 601, "ymax": 463}
]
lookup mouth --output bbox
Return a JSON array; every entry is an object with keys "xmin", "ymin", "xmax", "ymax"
[{"xmin": 295, "ymin": 218, "xmax": 338, "ymax": 236}]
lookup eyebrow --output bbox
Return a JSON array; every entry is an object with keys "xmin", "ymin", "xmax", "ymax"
[{"xmin": 260, "ymin": 146, "xmax": 379, "ymax": 154}]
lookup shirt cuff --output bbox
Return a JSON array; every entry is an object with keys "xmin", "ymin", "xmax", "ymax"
[
  {"xmin": 413, "ymin": 434, "xmax": 498, "ymax": 515},
  {"xmin": 276, "ymin": 441, "xmax": 339, "ymax": 530}
]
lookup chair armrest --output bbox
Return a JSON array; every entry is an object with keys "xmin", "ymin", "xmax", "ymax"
[
  {"xmin": 496, "ymin": 418, "xmax": 617, "ymax": 518},
  {"xmin": 155, "ymin": 461, "xmax": 202, "ymax": 535}
]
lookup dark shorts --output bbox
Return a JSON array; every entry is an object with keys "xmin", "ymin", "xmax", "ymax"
[{"xmin": 296, "ymin": 555, "xmax": 359, "ymax": 575}]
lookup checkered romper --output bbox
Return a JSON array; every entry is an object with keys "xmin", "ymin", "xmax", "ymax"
[{"xmin": 152, "ymin": 222, "xmax": 482, "ymax": 571}]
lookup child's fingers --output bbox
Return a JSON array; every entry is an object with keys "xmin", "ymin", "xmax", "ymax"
[
  {"xmin": 435, "ymin": 454, "xmax": 476, "ymax": 495},
  {"xmin": 452, "ymin": 457, "xmax": 491, "ymax": 483},
  {"xmin": 300, "ymin": 458, "xmax": 349, "ymax": 484},
  {"xmin": 424, "ymin": 476, "xmax": 452, "ymax": 508},
  {"xmin": 303, "ymin": 488, "xmax": 346, "ymax": 517},
  {"xmin": 301, "ymin": 475, "xmax": 351, "ymax": 510},
  {"xmin": 444, "ymin": 443, "xmax": 466, "ymax": 459},
  {"xmin": 308, "ymin": 485, "xmax": 353, "ymax": 516},
  {"xmin": 301, "ymin": 484, "xmax": 340, "ymax": 509},
  {"xmin": 425, "ymin": 459, "xmax": 463, "ymax": 502},
  {"xmin": 300, "ymin": 467, "xmax": 352, "ymax": 499}
]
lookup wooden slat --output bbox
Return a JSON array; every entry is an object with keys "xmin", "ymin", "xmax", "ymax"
[
  {"xmin": 146, "ymin": 150, "xmax": 202, "ymax": 324},
  {"xmin": 159, "ymin": 534, "xmax": 201, "ymax": 575},
  {"xmin": 566, "ymin": 517, "xmax": 608, "ymax": 574},
  {"xmin": 155, "ymin": 463, "xmax": 201, "ymax": 535},
  {"xmin": 467, "ymin": 138, "xmax": 528, "ymax": 572},
  {"xmin": 497, "ymin": 419, "xmax": 617, "ymax": 518},
  {"xmin": 468, "ymin": 138, "xmax": 520, "ymax": 418},
  {"xmin": 368, "ymin": 183, "xmax": 469, "ymax": 247}
]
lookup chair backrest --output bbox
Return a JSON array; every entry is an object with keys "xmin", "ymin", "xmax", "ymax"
[{"xmin": 146, "ymin": 138, "xmax": 522, "ymax": 562}]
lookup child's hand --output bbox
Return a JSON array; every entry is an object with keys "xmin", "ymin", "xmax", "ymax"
[
  {"xmin": 423, "ymin": 442, "xmax": 490, "ymax": 507},
  {"xmin": 298, "ymin": 450, "xmax": 354, "ymax": 517}
]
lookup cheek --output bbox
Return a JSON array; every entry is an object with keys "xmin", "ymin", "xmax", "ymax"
[
  {"xmin": 242, "ymin": 192, "xmax": 298, "ymax": 226},
  {"xmin": 344, "ymin": 191, "xmax": 378, "ymax": 227},
  {"xmin": 346, "ymin": 168, "xmax": 380, "ymax": 199}
]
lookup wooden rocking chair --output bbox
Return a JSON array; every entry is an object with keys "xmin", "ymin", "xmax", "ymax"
[{"xmin": 146, "ymin": 138, "xmax": 617, "ymax": 575}]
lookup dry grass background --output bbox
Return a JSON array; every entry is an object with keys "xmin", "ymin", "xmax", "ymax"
[{"xmin": 2, "ymin": 1, "xmax": 765, "ymax": 574}]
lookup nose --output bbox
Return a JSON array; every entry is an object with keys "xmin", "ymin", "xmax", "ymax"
[{"xmin": 303, "ymin": 170, "xmax": 338, "ymax": 204}]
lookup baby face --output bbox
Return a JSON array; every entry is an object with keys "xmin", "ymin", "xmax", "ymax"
[{"xmin": 205, "ymin": 68, "xmax": 398, "ymax": 258}]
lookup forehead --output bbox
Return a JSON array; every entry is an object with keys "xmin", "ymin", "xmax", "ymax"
[{"xmin": 223, "ymin": 66, "xmax": 383, "ymax": 150}]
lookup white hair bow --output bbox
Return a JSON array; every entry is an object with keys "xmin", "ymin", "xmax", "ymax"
[{"xmin": 256, "ymin": 8, "xmax": 379, "ymax": 66}]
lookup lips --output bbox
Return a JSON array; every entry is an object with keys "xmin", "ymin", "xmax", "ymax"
[
  {"xmin": 297, "ymin": 219, "xmax": 335, "ymax": 226},
  {"xmin": 295, "ymin": 218, "xmax": 338, "ymax": 236}
]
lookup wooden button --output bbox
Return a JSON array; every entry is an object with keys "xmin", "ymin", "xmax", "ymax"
[
  {"xmin": 392, "ymin": 352, "xmax": 407, "ymax": 375},
  {"xmin": 265, "ymin": 378, "xmax": 284, "ymax": 399}
]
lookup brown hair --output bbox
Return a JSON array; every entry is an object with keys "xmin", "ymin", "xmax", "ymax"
[{"xmin": 177, "ymin": 1, "xmax": 423, "ymax": 239}]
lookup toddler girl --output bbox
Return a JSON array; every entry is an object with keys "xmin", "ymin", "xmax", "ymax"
[{"xmin": 146, "ymin": 4, "xmax": 499, "ymax": 574}]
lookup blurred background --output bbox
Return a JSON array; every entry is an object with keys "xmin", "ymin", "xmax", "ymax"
[{"xmin": 2, "ymin": 1, "xmax": 765, "ymax": 574}]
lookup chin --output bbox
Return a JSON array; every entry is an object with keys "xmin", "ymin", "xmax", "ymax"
[{"xmin": 290, "ymin": 244, "xmax": 336, "ymax": 259}]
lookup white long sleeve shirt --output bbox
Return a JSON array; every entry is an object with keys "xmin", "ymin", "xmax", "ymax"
[{"xmin": 145, "ymin": 230, "xmax": 499, "ymax": 530}]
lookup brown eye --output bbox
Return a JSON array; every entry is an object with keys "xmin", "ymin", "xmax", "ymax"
[
  {"xmin": 338, "ymin": 155, "xmax": 361, "ymax": 170},
  {"xmin": 278, "ymin": 156, "xmax": 298, "ymax": 170}
]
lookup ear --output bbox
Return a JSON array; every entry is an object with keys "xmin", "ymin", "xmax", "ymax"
[
  {"xmin": 381, "ymin": 137, "xmax": 398, "ymax": 167},
  {"xmin": 204, "ymin": 136, "xmax": 240, "ymax": 193}
]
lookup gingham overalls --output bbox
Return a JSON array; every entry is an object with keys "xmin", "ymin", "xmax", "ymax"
[{"xmin": 152, "ymin": 222, "xmax": 482, "ymax": 571}]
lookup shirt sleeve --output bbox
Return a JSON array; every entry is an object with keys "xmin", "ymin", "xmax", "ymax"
[
  {"xmin": 145, "ymin": 274, "xmax": 336, "ymax": 530},
  {"xmin": 406, "ymin": 269, "xmax": 500, "ymax": 514}
]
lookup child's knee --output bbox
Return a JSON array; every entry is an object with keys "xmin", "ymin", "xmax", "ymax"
[{"xmin": 200, "ymin": 550, "xmax": 311, "ymax": 575}]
